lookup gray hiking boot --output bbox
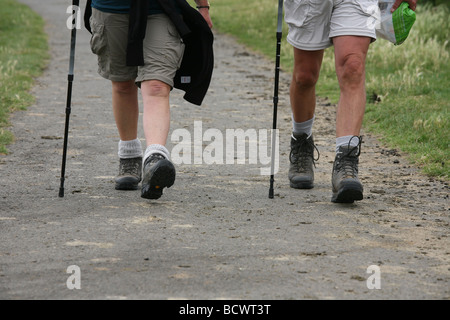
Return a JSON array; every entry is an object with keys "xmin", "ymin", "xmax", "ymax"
[
  {"xmin": 115, "ymin": 157, "xmax": 142, "ymax": 190},
  {"xmin": 141, "ymin": 153, "xmax": 176, "ymax": 200},
  {"xmin": 331, "ymin": 137, "xmax": 364, "ymax": 203},
  {"xmin": 289, "ymin": 133, "xmax": 319, "ymax": 189}
]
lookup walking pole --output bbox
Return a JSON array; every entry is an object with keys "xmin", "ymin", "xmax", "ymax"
[
  {"xmin": 269, "ymin": 0, "xmax": 283, "ymax": 199},
  {"xmin": 59, "ymin": 0, "xmax": 80, "ymax": 198}
]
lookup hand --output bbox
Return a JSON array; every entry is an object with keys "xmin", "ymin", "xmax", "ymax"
[
  {"xmin": 391, "ymin": 0, "xmax": 417, "ymax": 13},
  {"xmin": 198, "ymin": 8, "xmax": 213, "ymax": 29}
]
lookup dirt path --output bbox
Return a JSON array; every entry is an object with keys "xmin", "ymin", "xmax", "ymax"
[{"xmin": 0, "ymin": 0, "xmax": 448, "ymax": 300}]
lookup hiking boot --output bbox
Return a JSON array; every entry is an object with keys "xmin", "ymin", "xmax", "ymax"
[
  {"xmin": 288, "ymin": 133, "xmax": 319, "ymax": 189},
  {"xmin": 115, "ymin": 157, "xmax": 142, "ymax": 190},
  {"xmin": 331, "ymin": 138, "xmax": 364, "ymax": 203},
  {"xmin": 141, "ymin": 153, "xmax": 176, "ymax": 200}
]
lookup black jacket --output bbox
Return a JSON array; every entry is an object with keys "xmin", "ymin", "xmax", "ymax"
[{"xmin": 84, "ymin": 0, "xmax": 214, "ymax": 106}]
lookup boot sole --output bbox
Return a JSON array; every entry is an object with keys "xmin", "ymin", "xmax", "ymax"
[
  {"xmin": 290, "ymin": 181, "xmax": 314, "ymax": 189},
  {"xmin": 141, "ymin": 160, "xmax": 176, "ymax": 200},
  {"xmin": 115, "ymin": 177, "xmax": 140, "ymax": 191},
  {"xmin": 331, "ymin": 181, "xmax": 363, "ymax": 203}
]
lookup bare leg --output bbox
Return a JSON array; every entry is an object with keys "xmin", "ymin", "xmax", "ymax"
[
  {"xmin": 111, "ymin": 80, "xmax": 139, "ymax": 141},
  {"xmin": 331, "ymin": 35, "xmax": 371, "ymax": 203},
  {"xmin": 140, "ymin": 80, "xmax": 171, "ymax": 148},
  {"xmin": 140, "ymin": 80, "xmax": 175, "ymax": 200},
  {"xmin": 290, "ymin": 48, "xmax": 324, "ymax": 123},
  {"xmin": 111, "ymin": 80, "xmax": 141, "ymax": 191},
  {"xmin": 288, "ymin": 48, "xmax": 324, "ymax": 189},
  {"xmin": 333, "ymin": 36, "xmax": 371, "ymax": 137}
]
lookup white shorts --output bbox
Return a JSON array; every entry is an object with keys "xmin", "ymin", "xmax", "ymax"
[{"xmin": 284, "ymin": 0, "xmax": 378, "ymax": 51}]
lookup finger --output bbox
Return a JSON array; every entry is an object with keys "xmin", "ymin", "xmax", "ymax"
[{"xmin": 390, "ymin": 0, "xmax": 402, "ymax": 13}]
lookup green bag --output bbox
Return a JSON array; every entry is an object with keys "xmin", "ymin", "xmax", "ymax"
[{"xmin": 376, "ymin": 2, "xmax": 416, "ymax": 45}]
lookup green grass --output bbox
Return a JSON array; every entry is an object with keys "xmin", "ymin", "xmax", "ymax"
[
  {"xmin": 0, "ymin": 0, "xmax": 49, "ymax": 154},
  {"xmin": 210, "ymin": 1, "xmax": 449, "ymax": 179}
]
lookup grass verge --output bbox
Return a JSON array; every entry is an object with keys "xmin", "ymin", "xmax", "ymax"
[
  {"xmin": 0, "ymin": 0, "xmax": 49, "ymax": 154},
  {"xmin": 210, "ymin": 1, "xmax": 449, "ymax": 179}
]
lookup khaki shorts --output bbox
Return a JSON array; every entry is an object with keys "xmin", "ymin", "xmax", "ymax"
[
  {"xmin": 89, "ymin": 8, "xmax": 185, "ymax": 86},
  {"xmin": 284, "ymin": 0, "xmax": 377, "ymax": 51}
]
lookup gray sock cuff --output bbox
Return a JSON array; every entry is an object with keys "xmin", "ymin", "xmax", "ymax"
[
  {"xmin": 144, "ymin": 144, "xmax": 170, "ymax": 162},
  {"xmin": 292, "ymin": 114, "xmax": 315, "ymax": 137},
  {"xmin": 118, "ymin": 139, "xmax": 143, "ymax": 159},
  {"xmin": 336, "ymin": 135, "xmax": 360, "ymax": 153}
]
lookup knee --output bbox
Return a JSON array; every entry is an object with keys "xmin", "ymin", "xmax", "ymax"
[
  {"xmin": 292, "ymin": 69, "xmax": 319, "ymax": 89},
  {"xmin": 112, "ymin": 80, "xmax": 136, "ymax": 95},
  {"xmin": 142, "ymin": 80, "xmax": 170, "ymax": 98},
  {"xmin": 338, "ymin": 55, "xmax": 365, "ymax": 86}
]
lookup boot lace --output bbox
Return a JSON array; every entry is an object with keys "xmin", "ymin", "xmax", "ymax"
[
  {"xmin": 335, "ymin": 137, "xmax": 362, "ymax": 178},
  {"xmin": 119, "ymin": 158, "xmax": 141, "ymax": 176},
  {"xmin": 289, "ymin": 135, "xmax": 320, "ymax": 172}
]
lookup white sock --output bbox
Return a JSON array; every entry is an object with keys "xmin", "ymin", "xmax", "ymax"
[
  {"xmin": 292, "ymin": 115, "xmax": 314, "ymax": 137},
  {"xmin": 118, "ymin": 139, "xmax": 143, "ymax": 159},
  {"xmin": 144, "ymin": 144, "xmax": 170, "ymax": 163},
  {"xmin": 336, "ymin": 135, "xmax": 360, "ymax": 153}
]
